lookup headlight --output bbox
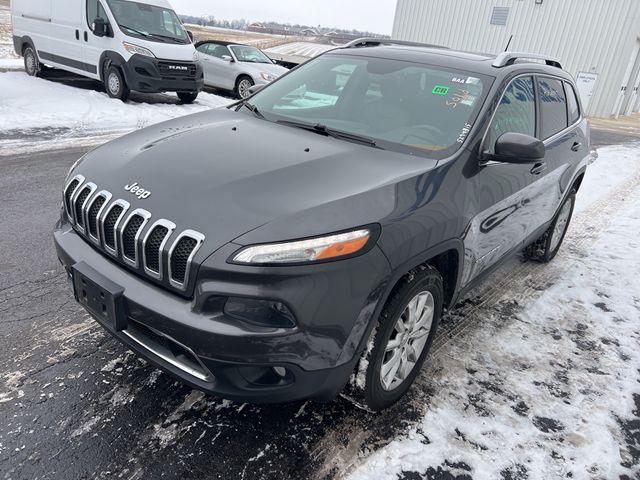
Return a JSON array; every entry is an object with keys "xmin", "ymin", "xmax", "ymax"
[
  {"xmin": 232, "ymin": 229, "xmax": 372, "ymax": 265},
  {"xmin": 123, "ymin": 42, "xmax": 155, "ymax": 58},
  {"xmin": 260, "ymin": 72, "xmax": 276, "ymax": 82},
  {"xmin": 193, "ymin": 51, "xmax": 200, "ymax": 61}
]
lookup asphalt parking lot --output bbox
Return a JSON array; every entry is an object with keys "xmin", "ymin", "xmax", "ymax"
[{"xmin": 1, "ymin": 128, "xmax": 639, "ymax": 480}]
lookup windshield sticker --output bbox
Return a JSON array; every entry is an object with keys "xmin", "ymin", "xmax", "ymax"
[
  {"xmin": 432, "ymin": 85, "xmax": 450, "ymax": 95},
  {"xmin": 466, "ymin": 76, "xmax": 481, "ymax": 85},
  {"xmin": 451, "ymin": 76, "xmax": 467, "ymax": 84},
  {"xmin": 446, "ymin": 89, "xmax": 476, "ymax": 109},
  {"xmin": 457, "ymin": 123, "xmax": 472, "ymax": 144}
]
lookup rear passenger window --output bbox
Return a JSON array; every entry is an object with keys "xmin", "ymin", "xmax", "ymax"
[
  {"xmin": 564, "ymin": 82, "xmax": 580, "ymax": 124},
  {"xmin": 538, "ymin": 77, "xmax": 568, "ymax": 139},
  {"xmin": 485, "ymin": 76, "xmax": 536, "ymax": 154}
]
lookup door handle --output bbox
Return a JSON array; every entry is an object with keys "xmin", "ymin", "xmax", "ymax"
[
  {"xmin": 75, "ymin": 29, "xmax": 79, "ymax": 40},
  {"xmin": 84, "ymin": 31, "xmax": 88, "ymax": 42},
  {"xmin": 571, "ymin": 142, "xmax": 582, "ymax": 152},
  {"xmin": 530, "ymin": 162, "xmax": 547, "ymax": 175}
]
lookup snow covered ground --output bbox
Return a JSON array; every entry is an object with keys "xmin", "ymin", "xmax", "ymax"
[
  {"xmin": 346, "ymin": 144, "xmax": 640, "ymax": 480},
  {"xmin": 0, "ymin": 71, "xmax": 233, "ymax": 154}
]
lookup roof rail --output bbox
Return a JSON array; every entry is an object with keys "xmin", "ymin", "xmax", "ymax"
[
  {"xmin": 493, "ymin": 52, "xmax": 562, "ymax": 69},
  {"xmin": 343, "ymin": 37, "xmax": 448, "ymax": 50}
]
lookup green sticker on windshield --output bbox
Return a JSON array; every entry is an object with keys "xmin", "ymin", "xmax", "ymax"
[{"xmin": 432, "ymin": 85, "xmax": 449, "ymax": 95}]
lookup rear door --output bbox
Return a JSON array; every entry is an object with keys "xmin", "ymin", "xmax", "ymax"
[
  {"xmin": 534, "ymin": 76, "xmax": 585, "ymax": 220},
  {"xmin": 49, "ymin": 0, "xmax": 87, "ymax": 74}
]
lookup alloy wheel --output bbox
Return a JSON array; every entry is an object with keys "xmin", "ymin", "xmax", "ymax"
[
  {"xmin": 380, "ymin": 290, "xmax": 435, "ymax": 391},
  {"xmin": 549, "ymin": 199, "xmax": 572, "ymax": 252},
  {"xmin": 108, "ymin": 73, "xmax": 120, "ymax": 96},
  {"xmin": 238, "ymin": 79, "xmax": 252, "ymax": 98}
]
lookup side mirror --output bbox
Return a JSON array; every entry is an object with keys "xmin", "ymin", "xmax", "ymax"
[
  {"xmin": 248, "ymin": 84, "xmax": 265, "ymax": 95},
  {"xmin": 187, "ymin": 30, "xmax": 194, "ymax": 42},
  {"xmin": 485, "ymin": 132, "xmax": 545, "ymax": 163},
  {"xmin": 221, "ymin": 55, "xmax": 233, "ymax": 62},
  {"xmin": 92, "ymin": 17, "xmax": 109, "ymax": 37}
]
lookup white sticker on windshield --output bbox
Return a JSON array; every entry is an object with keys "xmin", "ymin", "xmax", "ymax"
[
  {"xmin": 457, "ymin": 123, "xmax": 472, "ymax": 144},
  {"xmin": 466, "ymin": 77, "xmax": 481, "ymax": 85}
]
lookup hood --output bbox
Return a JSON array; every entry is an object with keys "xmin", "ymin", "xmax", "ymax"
[
  {"xmin": 126, "ymin": 37, "xmax": 197, "ymax": 62},
  {"xmin": 242, "ymin": 62, "xmax": 289, "ymax": 78},
  {"xmin": 73, "ymin": 109, "xmax": 437, "ymax": 254}
]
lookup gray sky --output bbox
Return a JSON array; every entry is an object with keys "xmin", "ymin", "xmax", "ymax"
[{"xmin": 176, "ymin": 1, "xmax": 398, "ymax": 35}]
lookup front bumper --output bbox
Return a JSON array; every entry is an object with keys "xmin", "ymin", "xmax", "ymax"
[
  {"xmin": 54, "ymin": 222, "xmax": 390, "ymax": 403},
  {"xmin": 122, "ymin": 54, "xmax": 204, "ymax": 93}
]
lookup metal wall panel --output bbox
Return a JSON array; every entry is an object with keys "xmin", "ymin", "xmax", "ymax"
[{"xmin": 392, "ymin": 0, "xmax": 640, "ymax": 117}]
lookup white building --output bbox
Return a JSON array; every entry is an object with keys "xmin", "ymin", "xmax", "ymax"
[{"xmin": 392, "ymin": 0, "xmax": 640, "ymax": 118}]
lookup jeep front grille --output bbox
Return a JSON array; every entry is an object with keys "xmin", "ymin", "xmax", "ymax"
[{"xmin": 64, "ymin": 179, "xmax": 204, "ymax": 293}]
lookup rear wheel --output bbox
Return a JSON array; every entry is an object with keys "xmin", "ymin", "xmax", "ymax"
[
  {"xmin": 23, "ymin": 46, "xmax": 41, "ymax": 77},
  {"xmin": 104, "ymin": 65, "xmax": 130, "ymax": 102},
  {"xmin": 177, "ymin": 91, "xmax": 199, "ymax": 104},
  {"xmin": 349, "ymin": 265, "xmax": 443, "ymax": 411},
  {"xmin": 524, "ymin": 191, "xmax": 576, "ymax": 263},
  {"xmin": 235, "ymin": 75, "xmax": 254, "ymax": 99}
]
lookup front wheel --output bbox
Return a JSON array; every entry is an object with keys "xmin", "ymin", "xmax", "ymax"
[
  {"xmin": 235, "ymin": 76, "xmax": 254, "ymax": 99},
  {"xmin": 177, "ymin": 91, "xmax": 199, "ymax": 104},
  {"xmin": 350, "ymin": 265, "xmax": 443, "ymax": 411},
  {"xmin": 24, "ymin": 46, "xmax": 41, "ymax": 77},
  {"xmin": 524, "ymin": 191, "xmax": 576, "ymax": 263},
  {"xmin": 104, "ymin": 66, "xmax": 130, "ymax": 102}
]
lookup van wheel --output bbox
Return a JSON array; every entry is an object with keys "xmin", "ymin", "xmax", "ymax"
[
  {"xmin": 349, "ymin": 265, "xmax": 443, "ymax": 411},
  {"xmin": 177, "ymin": 91, "xmax": 198, "ymax": 104},
  {"xmin": 24, "ymin": 46, "xmax": 41, "ymax": 77},
  {"xmin": 235, "ymin": 75, "xmax": 254, "ymax": 99},
  {"xmin": 524, "ymin": 191, "xmax": 576, "ymax": 263},
  {"xmin": 104, "ymin": 66, "xmax": 130, "ymax": 101}
]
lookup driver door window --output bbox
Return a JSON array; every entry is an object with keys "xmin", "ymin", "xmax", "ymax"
[
  {"xmin": 485, "ymin": 76, "xmax": 536, "ymax": 154},
  {"xmin": 86, "ymin": 0, "xmax": 107, "ymax": 29},
  {"xmin": 209, "ymin": 45, "xmax": 231, "ymax": 60}
]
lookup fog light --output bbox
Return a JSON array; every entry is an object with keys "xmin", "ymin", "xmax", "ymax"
[
  {"xmin": 224, "ymin": 297, "xmax": 296, "ymax": 328},
  {"xmin": 272, "ymin": 367, "xmax": 287, "ymax": 378}
]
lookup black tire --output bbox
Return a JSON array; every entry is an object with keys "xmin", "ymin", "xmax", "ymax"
[
  {"xmin": 23, "ymin": 46, "xmax": 41, "ymax": 77},
  {"xmin": 104, "ymin": 65, "xmax": 130, "ymax": 101},
  {"xmin": 177, "ymin": 91, "xmax": 199, "ymax": 104},
  {"xmin": 350, "ymin": 265, "xmax": 443, "ymax": 411},
  {"xmin": 524, "ymin": 191, "xmax": 576, "ymax": 263},
  {"xmin": 235, "ymin": 75, "xmax": 254, "ymax": 99}
]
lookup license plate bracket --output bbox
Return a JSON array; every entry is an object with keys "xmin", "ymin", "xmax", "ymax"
[{"xmin": 72, "ymin": 262, "xmax": 127, "ymax": 331}]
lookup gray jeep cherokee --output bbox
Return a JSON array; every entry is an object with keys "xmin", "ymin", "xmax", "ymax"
[{"xmin": 54, "ymin": 39, "xmax": 591, "ymax": 410}]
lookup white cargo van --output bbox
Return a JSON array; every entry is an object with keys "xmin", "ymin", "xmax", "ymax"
[{"xmin": 11, "ymin": 0, "xmax": 204, "ymax": 102}]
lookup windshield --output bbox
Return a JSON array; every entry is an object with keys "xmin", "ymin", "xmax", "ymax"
[
  {"xmin": 230, "ymin": 45, "xmax": 272, "ymax": 64},
  {"xmin": 106, "ymin": 0, "xmax": 189, "ymax": 44},
  {"xmin": 248, "ymin": 54, "xmax": 491, "ymax": 158}
]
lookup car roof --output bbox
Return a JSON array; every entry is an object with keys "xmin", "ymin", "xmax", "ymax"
[{"xmin": 329, "ymin": 44, "xmax": 574, "ymax": 81}]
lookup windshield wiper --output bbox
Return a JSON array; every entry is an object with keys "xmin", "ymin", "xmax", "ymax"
[
  {"xmin": 119, "ymin": 24, "xmax": 149, "ymax": 37},
  {"xmin": 237, "ymin": 100, "xmax": 265, "ymax": 119},
  {"xmin": 276, "ymin": 120, "xmax": 379, "ymax": 148},
  {"xmin": 119, "ymin": 25, "xmax": 183, "ymax": 44}
]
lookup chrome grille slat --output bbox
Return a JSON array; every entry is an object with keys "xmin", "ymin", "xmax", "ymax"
[
  {"xmin": 72, "ymin": 182, "xmax": 97, "ymax": 233},
  {"xmin": 143, "ymin": 219, "xmax": 176, "ymax": 280},
  {"xmin": 86, "ymin": 190, "xmax": 112, "ymax": 244},
  {"xmin": 101, "ymin": 200, "xmax": 130, "ymax": 256},
  {"xmin": 119, "ymin": 209, "xmax": 151, "ymax": 268},
  {"xmin": 63, "ymin": 175, "xmax": 84, "ymax": 224},
  {"xmin": 168, "ymin": 230, "xmax": 205, "ymax": 290}
]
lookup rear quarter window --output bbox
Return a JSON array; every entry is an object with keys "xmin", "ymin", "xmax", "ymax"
[
  {"xmin": 564, "ymin": 82, "xmax": 581, "ymax": 124},
  {"xmin": 538, "ymin": 77, "xmax": 568, "ymax": 139}
]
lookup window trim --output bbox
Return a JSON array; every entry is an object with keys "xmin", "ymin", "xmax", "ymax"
[{"xmin": 480, "ymin": 73, "xmax": 538, "ymax": 154}]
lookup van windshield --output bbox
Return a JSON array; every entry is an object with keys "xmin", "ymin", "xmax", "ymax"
[
  {"xmin": 248, "ymin": 54, "xmax": 492, "ymax": 159},
  {"xmin": 106, "ymin": 0, "xmax": 189, "ymax": 44}
]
